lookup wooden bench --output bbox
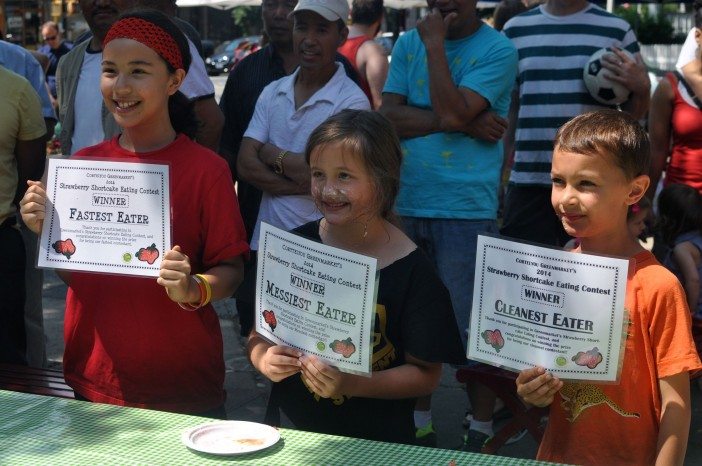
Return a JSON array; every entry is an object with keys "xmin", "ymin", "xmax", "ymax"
[
  {"xmin": 0, "ymin": 363, "xmax": 74, "ymax": 399},
  {"xmin": 456, "ymin": 364, "xmax": 548, "ymax": 454}
]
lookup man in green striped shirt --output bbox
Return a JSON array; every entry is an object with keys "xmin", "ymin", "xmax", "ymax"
[{"xmin": 501, "ymin": 0, "xmax": 650, "ymax": 246}]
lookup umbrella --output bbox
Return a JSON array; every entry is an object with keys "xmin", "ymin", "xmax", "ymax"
[
  {"xmin": 176, "ymin": 0, "xmax": 499, "ymax": 9},
  {"xmin": 176, "ymin": 0, "xmax": 258, "ymax": 9}
]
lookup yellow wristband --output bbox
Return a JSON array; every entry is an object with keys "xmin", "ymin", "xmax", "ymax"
[
  {"xmin": 195, "ymin": 274, "xmax": 212, "ymax": 306},
  {"xmin": 178, "ymin": 275, "xmax": 207, "ymax": 311}
]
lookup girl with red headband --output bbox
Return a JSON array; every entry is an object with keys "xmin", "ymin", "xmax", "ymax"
[{"xmin": 20, "ymin": 10, "xmax": 249, "ymax": 416}]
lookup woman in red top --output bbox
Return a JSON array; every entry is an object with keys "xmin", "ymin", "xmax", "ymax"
[
  {"xmin": 649, "ymin": 1, "xmax": 702, "ymax": 195},
  {"xmin": 20, "ymin": 10, "xmax": 248, "ymax": 416}
]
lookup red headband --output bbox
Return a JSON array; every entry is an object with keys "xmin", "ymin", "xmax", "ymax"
[{"xmin": 104, "ymin": 17, "xmax": 184, "ymax": 71}]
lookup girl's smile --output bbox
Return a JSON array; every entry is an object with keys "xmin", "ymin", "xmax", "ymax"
[{"xmin": 113, "ymin": 100, "xmax": 140, "ymax": 112}]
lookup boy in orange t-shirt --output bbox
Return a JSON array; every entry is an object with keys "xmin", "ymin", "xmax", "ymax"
[{"xmin": 516, "ymin": 110, "xmax": 702, "ymax": 466}]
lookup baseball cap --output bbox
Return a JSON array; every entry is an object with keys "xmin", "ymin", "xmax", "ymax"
[{"xmin": 291, "ymin": 0, "xmax": 349, "ymax": 22}]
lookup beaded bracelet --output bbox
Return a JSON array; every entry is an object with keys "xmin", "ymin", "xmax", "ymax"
[{"xmin": 177, "ymin": 274, "xmax": 211, "ymax": 311}]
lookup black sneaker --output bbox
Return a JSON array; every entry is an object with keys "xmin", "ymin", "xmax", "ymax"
[{"xmin": 460, "ymin": 429, "xmax": 490, "ymax": 453}]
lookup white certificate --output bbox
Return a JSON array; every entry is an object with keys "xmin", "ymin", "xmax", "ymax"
[
  {"xmin": 255, "ymin": 223, "xmax": 377, "ymax": 375},
  {"xmin": 468, "ymin": 235, "xmax": 629, "ymax": 382},
  {"xmin": 38, "ymin": 158, "xmax": 171, "ymax": 277}
]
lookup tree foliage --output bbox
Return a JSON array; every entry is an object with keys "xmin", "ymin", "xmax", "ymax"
[
  {"xmin": 615, "ymin": 6, "xmax": 676, "ymax": 44},
  {"xmin": 230, "ymin": 6, "xmax": 262, "ymax": 36}
]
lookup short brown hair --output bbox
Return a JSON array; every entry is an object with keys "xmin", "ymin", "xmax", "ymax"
[
  {"xmin": 554, "ymin": 109, "xmax": 650, "ymax": 180},
  {"xmin": 305, "ymin": 110, "xmax": 401, "ymax": 220}
]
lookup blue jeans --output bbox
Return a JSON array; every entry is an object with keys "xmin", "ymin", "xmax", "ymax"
[{"xmin": 400, "ymin": 217, "xmax": 498, "ymax": 352}]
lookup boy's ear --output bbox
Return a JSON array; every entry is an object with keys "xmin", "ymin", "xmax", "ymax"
[{"xmin": 626, "ymin": 175, "xmax": 650, "ymax": 206}]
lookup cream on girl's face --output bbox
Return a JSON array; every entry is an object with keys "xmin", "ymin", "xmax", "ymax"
[
  {"xmin": 309, "ymin": 141, "xmax": 379, "ymax": 227},
  {"xmin": 100, "ymin": 38, "xmax": 182, "ymax": 133}
]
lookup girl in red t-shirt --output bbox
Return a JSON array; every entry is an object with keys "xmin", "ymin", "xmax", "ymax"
[{"xmin": 19, "ymin": 10, "xmax": 248, "ymax": 415}]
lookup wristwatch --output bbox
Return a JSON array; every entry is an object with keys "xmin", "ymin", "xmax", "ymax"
[{"xmin": 273, "ymin": 150, "xmax": 289, "ymax": 175}]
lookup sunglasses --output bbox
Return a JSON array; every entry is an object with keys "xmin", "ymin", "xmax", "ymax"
[{"xmin": 43, "ymin": 35, "xmax": 57, "ymax": 41}]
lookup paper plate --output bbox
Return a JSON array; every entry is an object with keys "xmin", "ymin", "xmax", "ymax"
[{"xmin": 181, "ymin": 420, "xmax": 280, "ymax": 456}]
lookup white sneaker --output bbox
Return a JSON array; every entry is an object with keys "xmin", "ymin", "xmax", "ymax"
[{"xmin": 462, "ymin": 398, "xmax": 508, "ymax": 428}]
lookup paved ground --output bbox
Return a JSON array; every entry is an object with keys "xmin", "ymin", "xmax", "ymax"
[{"xmin": 41, "ymin": 270, "xmax": 702, "ymax": 463}]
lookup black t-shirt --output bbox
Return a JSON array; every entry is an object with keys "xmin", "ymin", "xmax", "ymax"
[{"xmin": 267, "ymin": 221, "xmax": 464, "ymax": 444}]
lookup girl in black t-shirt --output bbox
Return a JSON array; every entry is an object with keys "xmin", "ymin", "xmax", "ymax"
[{"xmin": 247, "ymin": 110, "xmax": 463, "ymax": 444}]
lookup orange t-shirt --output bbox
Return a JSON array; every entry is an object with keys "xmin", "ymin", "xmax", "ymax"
[{"xmin": 538, "ymin": 251, "xmax": 702, "ymax": 465}]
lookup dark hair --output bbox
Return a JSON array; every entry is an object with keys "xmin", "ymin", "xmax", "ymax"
[
  {"xmin": 351, "ymin": 0, "xmax": 384, "ymax": 25},
  {"xmin": 305, "ymin": 110, "xmax": 401, "ymax": 220},
  {"xmin": 628, "ymin": 195, "xmax": 651, "ymax": 219},
  {"xmin": 115, "ymin": 9, "xmax": 198, "ymax": 139},
  {"xmin": 492, "ymin": 0, "xmax": 527, "ymax": 31},
  {"xmin": 555, "ymin": 109, "xmax": 650, "ymax": 180},
  {"xmin": 695, "ymin": 0, "xmax": 702, "ymax": 28},
  {"xmin": 657, "ymin": 184, "xmax": 702, "ymax": 245}
]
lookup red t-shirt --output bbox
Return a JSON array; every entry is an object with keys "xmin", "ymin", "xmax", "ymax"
[
  {"xmin": 63, "ymin": 135, "xmax": 249, "ymax": 413},
  {"xmin": 663, "ymin": 72, "xmax": 702, "ymax": 193},
  {"xmin": 338, "ymin": 35, "xmax": 373, "ymax": 104},
  {"xmin": 538, "ymin": 251, "xmax": 702, "ymax": 465}
]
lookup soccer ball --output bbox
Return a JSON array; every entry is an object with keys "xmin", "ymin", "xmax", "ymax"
[{"xmin": 583, "ymin": 47, "xmax": 634, "ymax": 105}]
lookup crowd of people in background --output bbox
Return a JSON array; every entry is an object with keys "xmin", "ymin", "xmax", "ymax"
[{"xmin": 3, "ymin": 0, "xmax": 702, "ymax": 464}]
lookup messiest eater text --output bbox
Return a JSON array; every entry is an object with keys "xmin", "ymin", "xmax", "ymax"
[{"xmin": 265, "ymin": 280, "xmax": 357, "ymax": 325}]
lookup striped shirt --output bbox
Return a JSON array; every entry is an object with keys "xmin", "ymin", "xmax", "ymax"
[{"xmin": 503, "ymin": 3, "xmax": 640, "ymax": 186}]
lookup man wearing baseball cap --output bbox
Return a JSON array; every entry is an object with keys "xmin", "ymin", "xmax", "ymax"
[
  {"xmin": 219, "ymin": 0, "xmax": 365, "ymax": 340},
  {"xmin": 239, "ymin": 0, "xmax": 367, "ymax": 249}
]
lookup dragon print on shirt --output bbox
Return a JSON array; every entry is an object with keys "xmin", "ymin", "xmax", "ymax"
[
  {"xmin": 558, "ymin": 308, "xmax": 639, "ymax": 422},
  {"xmin": 560, "ymin": 382, "xmax": 640, "ymax": 422}
]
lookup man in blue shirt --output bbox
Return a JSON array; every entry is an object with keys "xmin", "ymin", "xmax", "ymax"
[
  {"xmin": 0, "ymin": 40, "xmax": 56, "ymax": 128},
  {"xmin": 380, "ymin": 0, "xmax": 517, "ymax": 449}
]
